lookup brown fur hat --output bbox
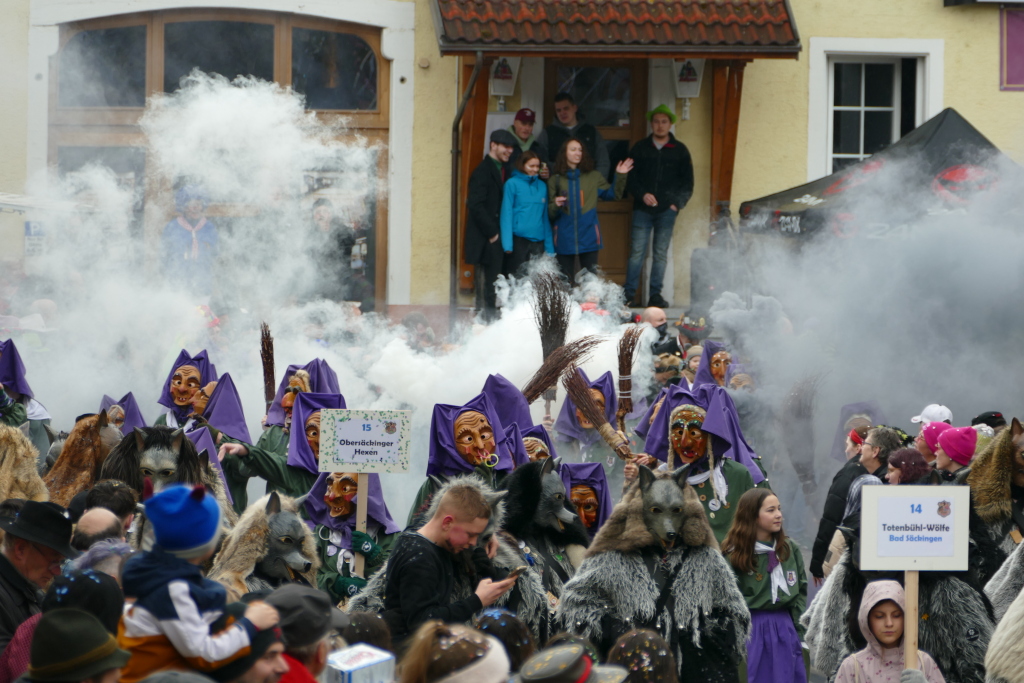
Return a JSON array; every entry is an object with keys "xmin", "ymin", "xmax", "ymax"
[
  {"xmin": 208, "ymin": 492, "xmax": 319, "ymax": 601},
  {"xmin": 586, "ymin": 469, "xmax": 715, "ymax": 557},
  {"xmin": 0, "ymin": 424, "xmax": 49, "ymax": 504},
  {"xmin": 967, "ymin": 423, "xmax": 1020, "ymax": 525}
]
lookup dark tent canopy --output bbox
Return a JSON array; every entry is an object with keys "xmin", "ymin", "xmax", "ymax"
[{"xmin": 738, "ymin": 108, "xmax": 1010, "ymax": 239}]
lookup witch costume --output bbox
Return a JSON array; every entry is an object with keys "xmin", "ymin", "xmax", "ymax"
[
  {"xmin": 406, "ymin": 392, "xmax": 514, "ymax": 525},
  {"xmin": 644, "ymin": 383, "xmax": 765, "ymax": 543},
  {"xmin": 691, "ymin": 339, "xmax": 729, "ymax": 389},
  {"xmin": 559, "ymin": 462, "xmax": 613, "ymax": 539},
  {"xmin": 265, "ymin": 359, "xmax": 340, "ymax": 429},
  {"xmin": 305, "ymin": 473, "xmax": 401, "ymax": 603},
  {"xmin": 192, "ymin": 373, "xmax": 255, "ymax": 512},
  {"xmin": 554, "ymin": 369, "xmax": 645, "ymax": 496},
  {"xmin": 0, "ymin": 339, "xmax": 51, "ymax": 461},
  {"xmin": 237, "ymin": 392, "xmax": 345, "ymax": 500},
  {"xmin": 481, "ymin": 373, "xmax": 533, "ymax": 429},
  {"xmin": 99, "ymin": 392, "xmax": 148, "ymax": 434},
  {"xmin": 153, "ymin": 349, "xmax": 218, "ymax": 429},
  {"xmin": 186, "ymin": 427, "xmax": 236, "ymax": 509}
]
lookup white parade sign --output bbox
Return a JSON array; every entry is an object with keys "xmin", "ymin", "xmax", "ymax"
[
  {"xmin": 859, "ymin": 485, "xmax": 969, "ymax": 571},
  {"xmin": 318, "ymin": 409, "xmax": 411, "ymax": 474}
]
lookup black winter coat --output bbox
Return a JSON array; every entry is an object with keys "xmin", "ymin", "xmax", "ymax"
[
  {"xmin": 625, "ymin": 133, "xmax": 694, "ymax": 214},
  {"xmin": 810, "ymin": 458, "xmax": 867, "ymax": 578},
  {"xmin": 0, "ymin": 553, "xmax": 42, "ymax": 653},
  {"xmin": 464, "ymin": 157, "xmax": 505, "ymax": 266}
]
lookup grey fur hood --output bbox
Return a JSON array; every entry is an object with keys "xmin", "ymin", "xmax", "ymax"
[{"xmin": 422, "ymin": 473, "xmax": 507, "ymax": 537}]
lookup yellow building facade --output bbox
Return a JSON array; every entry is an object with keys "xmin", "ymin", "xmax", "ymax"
[{"xmin": 0, "ymin": 0, "xmax": 1019, "ymax": 311}]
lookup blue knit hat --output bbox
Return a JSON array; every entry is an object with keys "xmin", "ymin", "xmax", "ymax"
[{"xmin": 144, "ymin": 485, "xmax": 222, "ymax": 559}]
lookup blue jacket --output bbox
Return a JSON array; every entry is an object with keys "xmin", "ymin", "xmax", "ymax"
[
  {"xmin": 547, "ymin": 169, "xmax": 627, "ymax": 255},
  {"xmin": 500, "ymin": 171, "xmax": 553, "ymax": 253}
]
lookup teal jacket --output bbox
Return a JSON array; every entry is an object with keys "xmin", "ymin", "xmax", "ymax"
[{"xmin": 500, "ymin": 171, "xmax": 554, "ymax": 253}]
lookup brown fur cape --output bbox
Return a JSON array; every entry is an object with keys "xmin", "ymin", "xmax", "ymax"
[
  {"xmin": 0, "ymin": 424, "xmax": 49, "ymax": 504},
  {"xmin": 968, "ymin": 426, "xmax": 1018, "ymax": 525},
  {"xmin": 208, "ymin": 493, "xmax": 319, "ymax": 601},
  {"xmin": 585, "ymin": 472, "xmax": 716, "ymax": 557},
  {"xmin": 44, "ymin": 412, "xmax": 121, "ymax": 506}
]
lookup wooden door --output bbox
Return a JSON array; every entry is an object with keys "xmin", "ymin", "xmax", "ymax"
[{"xmin": 543, "ymin": 59, "xmax": 648, "ymax": 284}]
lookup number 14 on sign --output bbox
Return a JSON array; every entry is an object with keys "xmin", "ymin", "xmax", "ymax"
[{"xmin": 910, "ymin": 504, "xmax": 922, "ymax": 514}]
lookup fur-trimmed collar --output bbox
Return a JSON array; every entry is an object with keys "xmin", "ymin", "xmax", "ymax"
[
  {"xmin": 586, "ymin": 471, "xmax": 716, "ymax": 557},
  {"xmin": 968, "ymin": 427, "xmax": 1018, "ymax": 524},
  {"xmin": 502, "ymin": 461, "xmax": 590, "ymax": 549}
]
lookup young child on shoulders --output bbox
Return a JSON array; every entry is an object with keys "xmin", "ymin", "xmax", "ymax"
[{"xmin": 118, "ymin": 485, "xmax": 280, "ymax": 683}]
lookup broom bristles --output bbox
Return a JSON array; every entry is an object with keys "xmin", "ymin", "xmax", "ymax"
[
  {"xmin": 563, "ymin": 368, "xmax": 632, "ymax": 460},
  {"xmin": 615, "ymin": 326, "xmax": 644, "ymax": 427},
  {"xmin": 260, "ymin": 322, "xmax": 275, "ymax": 405},
  {"xmin": 521, "ymin": 335, "xmax": 603, "ymax": 404},
  {"xmin": 533, "ymin": 272, "xmax": 572, "ymax": 360}
]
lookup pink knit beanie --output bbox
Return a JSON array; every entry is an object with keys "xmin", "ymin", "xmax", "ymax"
[
  {"xmin": 922, "ymin": 421, "xmax": 954, "ymax": 454},
  {"xmin": 937, "ymin": 426, "xmax": 978, "ymax": 466}
]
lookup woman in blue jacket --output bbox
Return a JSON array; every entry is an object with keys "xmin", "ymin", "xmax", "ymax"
[
  {"xmin": 500, "ymin": 151, "xmax": 554, "ymax": 276},
  {"xmin": 547, "ymin": 138, "xmax": 632, "ymax": 283}
]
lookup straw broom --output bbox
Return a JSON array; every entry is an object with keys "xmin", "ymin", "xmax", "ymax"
[
  {"xmin": 533, "ymin": 272, "xmax": 573, "ymax": 417},
  {"xmin": 563, "ymin": 368, "xmax": 632, "ymax": 461},
  {"xmin": 521, "ymin": 335, "xmax": 604, "ymax": 404},
  {"xmin": 615, "ymin": 325, "xmax": 644, "ymax": 433},
  {"xmin": 260, "ymin": 322, "xmax": 275, "ymax": 409}
]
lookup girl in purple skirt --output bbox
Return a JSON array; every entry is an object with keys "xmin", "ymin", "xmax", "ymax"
[{"xmin": 722, "ymin": 488, "xmax": 807, "ymax": 683}]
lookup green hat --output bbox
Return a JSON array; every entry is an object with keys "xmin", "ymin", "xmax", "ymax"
[
  {"xmin": 646, "ymin": 104, "xmax": 677, "ymax": 125},
  {"xmin": 27, "ymin": 609, "xmax": 131, "ymax": 682}
]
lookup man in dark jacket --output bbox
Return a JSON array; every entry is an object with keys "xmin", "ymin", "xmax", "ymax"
[
  {"xmin": 536, "ymin": 93, "xmax": 610, "ymax": 178},
  {"xmin": 623, "ymin": 104, "xmax": 694, "ymax": 308},
  {"xmin": 465, "ymin": 129, "xmax": 516, "ymax": 322},
  {"xmin": 810, "ymin": 426, "xmax": 902, "ymax": 581},
  {"xmin": 0, "ymin": 500, "xmax": 78, "ymax": 652}
]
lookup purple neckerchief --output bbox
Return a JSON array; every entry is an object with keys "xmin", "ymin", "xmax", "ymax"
[
  {"xmin": 558, "ymin": 460, "xmax": 613, "ymax": 537},
  {"xmin": 553, "ymin": 369, "xmax": 617, "ymax": 448},
  {"xmin": 503, "ymin": 422, "xmax": 531, "ymax": 468},
  {"xmin": 481, "ymin": 373, "xmax": 533, "ymax": 429},
  {"xmin": 829, "ymin": 401, "xmax": 888, "ymax": 461},
  {"xmin": 692, "ymin": 340, "xmax": 728, "ymax": 389},
  {"xmin": 157, "ymin": 349, "xmax": 217, "ymax": 423},
  {"xmin": 186, "ymin": 427, "xmax": 232, "ymax": 505},
  {"xmin": 287, "ymin": 393, "xmax": 347, "ymax": 475},
  {"xmin": 304, "ymin": 472, "xmax": 401, "ymax": 548},
  {"xmin": 643, "ymin": 383, "xmax": 765, "ymax": 484},
  {"xmin": 0, "ymin": 339, "xmax": 34, "ymax": 399},
  {"xmin": 200, "ymin": 373, "xmax": 252, "ymax": 444},
  {"xmin": 99, "ymin": 392, "xmax": 147, "ymax": 434},
  {"xmin": 427, "ymin": 392, "xmax": 513, "ymax": 477},
  {"xmin": 266, "ymin": 359, "xmax": 340, "ymax": 428},
  {"xmin": 521, "ymin": 424, "xmax": 559, "ymax": 460}
]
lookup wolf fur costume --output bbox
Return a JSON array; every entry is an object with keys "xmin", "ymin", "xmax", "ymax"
[
  {"xmin": 967, "ymin": 424, "xmax": 1024, "ymax": 571},
  {"xmin": 100, "ymin": 426, "xmax": 238, "ymax": 549},
  {"xmin": 0, "ymin": 424, "xmax": 49, "ymax": 506},
  {"xmin": 43, "ymin": 411, "xmax": 122, "ymax": 506},
  {"xmin": 803, "ymin": 549, "xmax": 993, "ymax": 683},
  {"xmin": 208, "ymin": 491, "xmax": 319, "ymax": 601},
  {"xmin": 986, "ymin": 579, "xmax": 1024, "ymax": 683},
  {"xmin": 557, "ymin": 466, "xmax": 749, "ymax": 682},
  {"xmin": 347, "ymin": 473, "xmax": 549, "ymax": 640}
]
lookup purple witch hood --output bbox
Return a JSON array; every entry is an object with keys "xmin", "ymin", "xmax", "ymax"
[
  {"xmin": 559, "ymin": 461, "xmax": 612, "ymax": 537},
  {"xmin": 643, "ymin": 383, "xmax": 765, "ymax": 484},
  {"xmin": 553, "ymin": 369, "xmax": 617, "ymax": 448},
  {"xmin": 521, "ymin": 423, "xmax": 558, "ymax": 460},
  {"xmin": 634, "ymin": 386, "xmax": 669, "ymax": 442},
  {"xmin": 692, "ymin": 340, "xmax": 728, "ymax": 389},
  {"xmin": 266, "ymin": 359, "xmax": 340, "ymax": 428},
  {"xmin": 305, "ymin": 473, "xmax": 401, "ymax": 541},
  {"xmin": 99, "ymin": 393, "xmax": 147, "ymax": 434},
  {"xmin": 428, "ymin": 392, "xmax": 514, "ymax": 477},
  {"xmin": 0, "ymin": 338, "xmax": 34, "ymax": 399},
  {"xmin": 829, "ymin": 400, "xmax": 888, "ymax": 461},
  {"xmin": 481, "ymin": 373, "xmax": 533, "ymax": 429},
  {"xmin": 502, "ymin": 422, "xmax": 531, "ymax": 468},
  {"xmin": 157, "ymin": 349, "xmax": 218, "ymax": 421},
  {"xmin": 187, "ymin": 426, "xmax": 233, "ymax": 505},
  {"xmin": 287, "ymin": 392, "xmax": 347, "ymax": 475},
  {"xmin": 199, "ymin": 373, "xmax": 251, "ymax": 444}
]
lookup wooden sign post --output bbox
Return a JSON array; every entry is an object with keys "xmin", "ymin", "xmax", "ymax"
[
  {"xmin": 860, "ymin": 485, "xmax": 969, "ymax": 669},
  {"xmin": 319, "ymin": 409, "xmax": 411, "ymax": 578}
]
